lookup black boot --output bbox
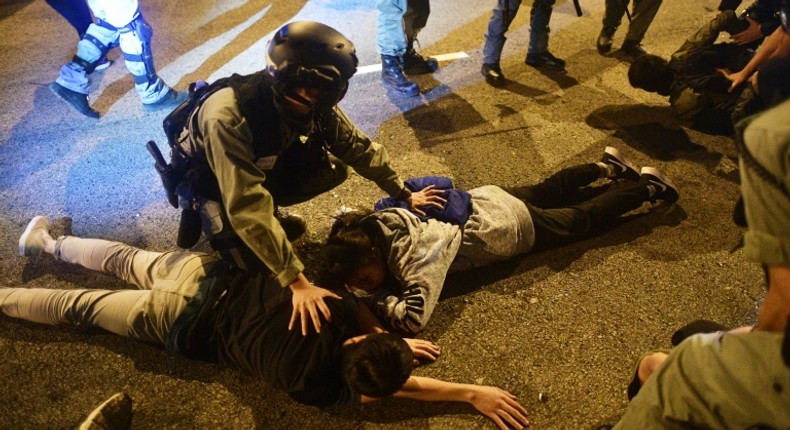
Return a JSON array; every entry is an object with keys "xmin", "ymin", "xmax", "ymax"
[
  {"xmin": 481, "ymin": 63, "xmax": 505, "ymax": 87},
  {"xmin": 621, "ymin": 40, "xmax": 650, "ymax": 57},
  {"xmin": 597, "ymin": 27, "xmax": 616, "ymax": 54},
  {"xmin": 381, "ymin": 55, "xmax": 420, "ymax": 96},
  {"xmin": 403, "ymin": 40, "xmax": 438, "ymax": 75}
]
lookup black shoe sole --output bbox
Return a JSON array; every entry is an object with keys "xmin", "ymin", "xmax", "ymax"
[{"xmin": 381, "ymin": 81, "xmax": 420, "ymax": 97}]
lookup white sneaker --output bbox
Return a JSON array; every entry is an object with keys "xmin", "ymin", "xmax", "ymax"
[
  {"xmin": 640, "ymin": 167, "xmax": 679, "ymax": 203},
  {"xmin": 78, "ymin": 392, "xmax": 132, "ymax": 430},
  {"xmin": 18, "ymin": 216, "xmax": 50, "ymax": 257}
]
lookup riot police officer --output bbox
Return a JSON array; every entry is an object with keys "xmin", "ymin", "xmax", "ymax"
[{"xmin": 163, "ymin": 21, "xmax": 444, "ymax": 335}]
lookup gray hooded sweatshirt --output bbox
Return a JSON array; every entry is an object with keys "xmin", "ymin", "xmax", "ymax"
[{"xmin": 367, "ymin": 185, "xmax": 535, "ymax": 334}]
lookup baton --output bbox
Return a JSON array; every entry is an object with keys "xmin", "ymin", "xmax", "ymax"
[{"xmin": 572, "ymin": 0, "xmax": 583, "ymax": 16}]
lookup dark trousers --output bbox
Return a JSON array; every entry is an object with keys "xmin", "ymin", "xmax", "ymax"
[
  {"xmin": 46, "ymin": 0, "xmax": 93, "ymax": 38},
  {"xmin": 505, "ymin": 164, "xmax": 649, "ymax": 251}
]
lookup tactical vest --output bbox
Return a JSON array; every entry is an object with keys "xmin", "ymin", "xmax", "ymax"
[
  {"xmin": 155, "ymin": 71, "xmax": 333, "ymax": 254},
  {"xmin": 163, "ymin": 71, "xmax": 330, "ymax": 207}
]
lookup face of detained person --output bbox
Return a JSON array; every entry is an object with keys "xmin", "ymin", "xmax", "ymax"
[{"xmin": 345, "ymin": 248, "xmax": 387, "ymax": 292}]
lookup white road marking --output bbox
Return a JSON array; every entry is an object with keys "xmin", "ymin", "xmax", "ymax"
[{"xmin": 356, "ymin": 51, "xmax": 470, "ymax": 75}]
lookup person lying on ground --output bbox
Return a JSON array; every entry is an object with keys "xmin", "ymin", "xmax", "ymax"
[
  {"xmin": 322, "ymin": 147, "xmax": 679, "ymax": 335},
  {"xmin": 3, "ymin": 217, "xmax": 528, "ymax": 429}
]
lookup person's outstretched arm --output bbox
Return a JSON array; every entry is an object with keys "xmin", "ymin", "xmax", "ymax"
[
  {"xmin": 362, "ymin": 376, "xmax": 529, "ymax": 430},
  {"xmin": 723, "ymin": 27, "xmax": 790, "ymax": 91},
  {"xmin": 356, "ymin": 301, "xmax": 441, "ymax": 363}
]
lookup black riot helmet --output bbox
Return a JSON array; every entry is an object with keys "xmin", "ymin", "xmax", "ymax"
[{"xmin": 266, "ymin": 21, "xmax": 358, "ymax": 112}]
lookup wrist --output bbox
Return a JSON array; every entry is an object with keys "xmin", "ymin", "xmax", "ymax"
[
  {"xmin": 289, "ymin": 272, "xmax": 310, "ymax": 290},
  {"xmin": 396, "ymin": 186, "xmax": 412, "ymax": 201}
]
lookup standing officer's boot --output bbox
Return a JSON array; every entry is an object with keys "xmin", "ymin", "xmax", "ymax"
[
  {"xmin": 597, "ymin": 26, "xmax": 617, "ymax": 54},
  {"xmin": 402, "ymin": 39, "xmax": 438, "ymax": 75},
  {"xmin": 381, "ymin": 55, "xmax": 420, "ymax": 96}
]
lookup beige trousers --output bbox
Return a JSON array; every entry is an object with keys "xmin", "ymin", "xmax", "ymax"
[{"xmin": 0, "ymin": 236, "xmax": 218, "ymax": 344}]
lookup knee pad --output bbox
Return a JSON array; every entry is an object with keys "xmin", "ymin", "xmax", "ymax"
[
  {"xmin": 72, "ymin": 20, "xmax": 116, "ymax": 73},
  {"xmin": 122, "ymin": 13, "xmax": 156, "ymax": 81}
]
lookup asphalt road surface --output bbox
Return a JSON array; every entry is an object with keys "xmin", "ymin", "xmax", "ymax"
[{"xmin": 0, "ymin": 0, "xmax": 763, "ymax": 428}]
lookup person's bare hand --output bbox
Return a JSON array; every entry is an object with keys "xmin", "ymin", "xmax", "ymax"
[
  {"xmin": 288, "ymin": 275, "xmax": 342, "ymax": 335},
  {"xmin": 469, "ymin": 386, "xmax": 529, "ymax": 430},
  {"xmin": 404, "ymin": 338, "xmax": 441, "ymax": 364},
  {"xmin": 407, "ymin": 185, "xmax": 447, "ymax": 216},
  {"xmin": 730, "ymin": 18, "xmax": 762, "ymax": 45},
  {"xmin": 719, "ymin": 68, "xmax": 749, "ymax": 92}
]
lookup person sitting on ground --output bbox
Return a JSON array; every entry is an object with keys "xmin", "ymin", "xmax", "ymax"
[
  {"xmin": 1, "ymin": 217, "xmax": 529, "ymax": 429},
  {"xmin": 322, "ymin": 147, "xmax": 679, "ymax": 335},
  {"xmin": 627, "ymin": 9, "xmax": 766, "ymax": 133},
  {"xmin": 609, "ymin": 97, "xmax": 790, "ymax": 430}
]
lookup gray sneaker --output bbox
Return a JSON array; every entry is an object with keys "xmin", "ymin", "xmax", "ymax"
[
  {"xmin": 49, "ymin": 82, "xmax": 99, "ymax": 118},
  {"xmin": 19, "ymin": 216, "xmax": 50, "ymax": 257}
]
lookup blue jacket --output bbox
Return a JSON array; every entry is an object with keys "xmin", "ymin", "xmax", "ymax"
[{"xmin": 374, "ymin": 176, "xmax": 472, "ymax": 225}]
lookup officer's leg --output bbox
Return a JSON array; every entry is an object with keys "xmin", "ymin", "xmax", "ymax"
[
  {"xmin": 671, "ymin": 10, "xmax": 747, "ymax": 62},
  {"xmin": 377, "ymin": 0, "xmax": 419, "ymax": 95},
  {"xmin": 376, "ymin": 0, "xmax": 408, "ymax": 57},
  {"xmin": 402, "ymin": 0, "xmax": 438, "ymax": 74},
  {"xmin": 624, "ymin": 0, "xmax": 663, "ymax": 44},
  {"xmin": 268, "ymin": 155, "xmax": 351, "ymax": 207},
  {"xmin": 52, "ymin": 21, "xmax": 118, "ymax": 117},
  {"xmin": 602, "ymin": 0, "xmax": 627, "ymax": 32},
  {"xmin": 46, "ymin": 0, "xmax": 93, "ymax": 38},
  {"xmin": 527, "ymin": 0, "xmax": 556, "ymax": 55},
  {"xmin": 117, "ymin": 13, "xmax": 180, "ymax": 106},
  {"xmin": 483, "ymin": 0, "xmax": 522, "ymax": 65},
  {"xmin": 404, "ymin": 0, "xmax": 430, "ymax": 42}
]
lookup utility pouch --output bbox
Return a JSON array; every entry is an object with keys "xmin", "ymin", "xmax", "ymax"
[
  {"xmin": 163, "ymin": 81, "xmax": 210, "ymax": 146},
  {"xmin": 177, "ymin": 208, "xmax": 202, "ymax": 249},
  {"xmin": 146, "ymin": 140, "xmax": 180, "ymax": 208}
]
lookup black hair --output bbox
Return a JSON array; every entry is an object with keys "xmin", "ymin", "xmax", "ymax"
[
  {"xmin": 341, "ymin": 333, "xmax": 413, "ymax": 398},
  {"xmin": 628, "ymin": 54, "xmax": 673, "ymax": 95},
  {"xmin": 320, "ymin": 209, "xmax": 385, "ymax": 289},
  {"xmin": 758, "ymin": 57, "xmax": 790, "ymax": 109}
]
